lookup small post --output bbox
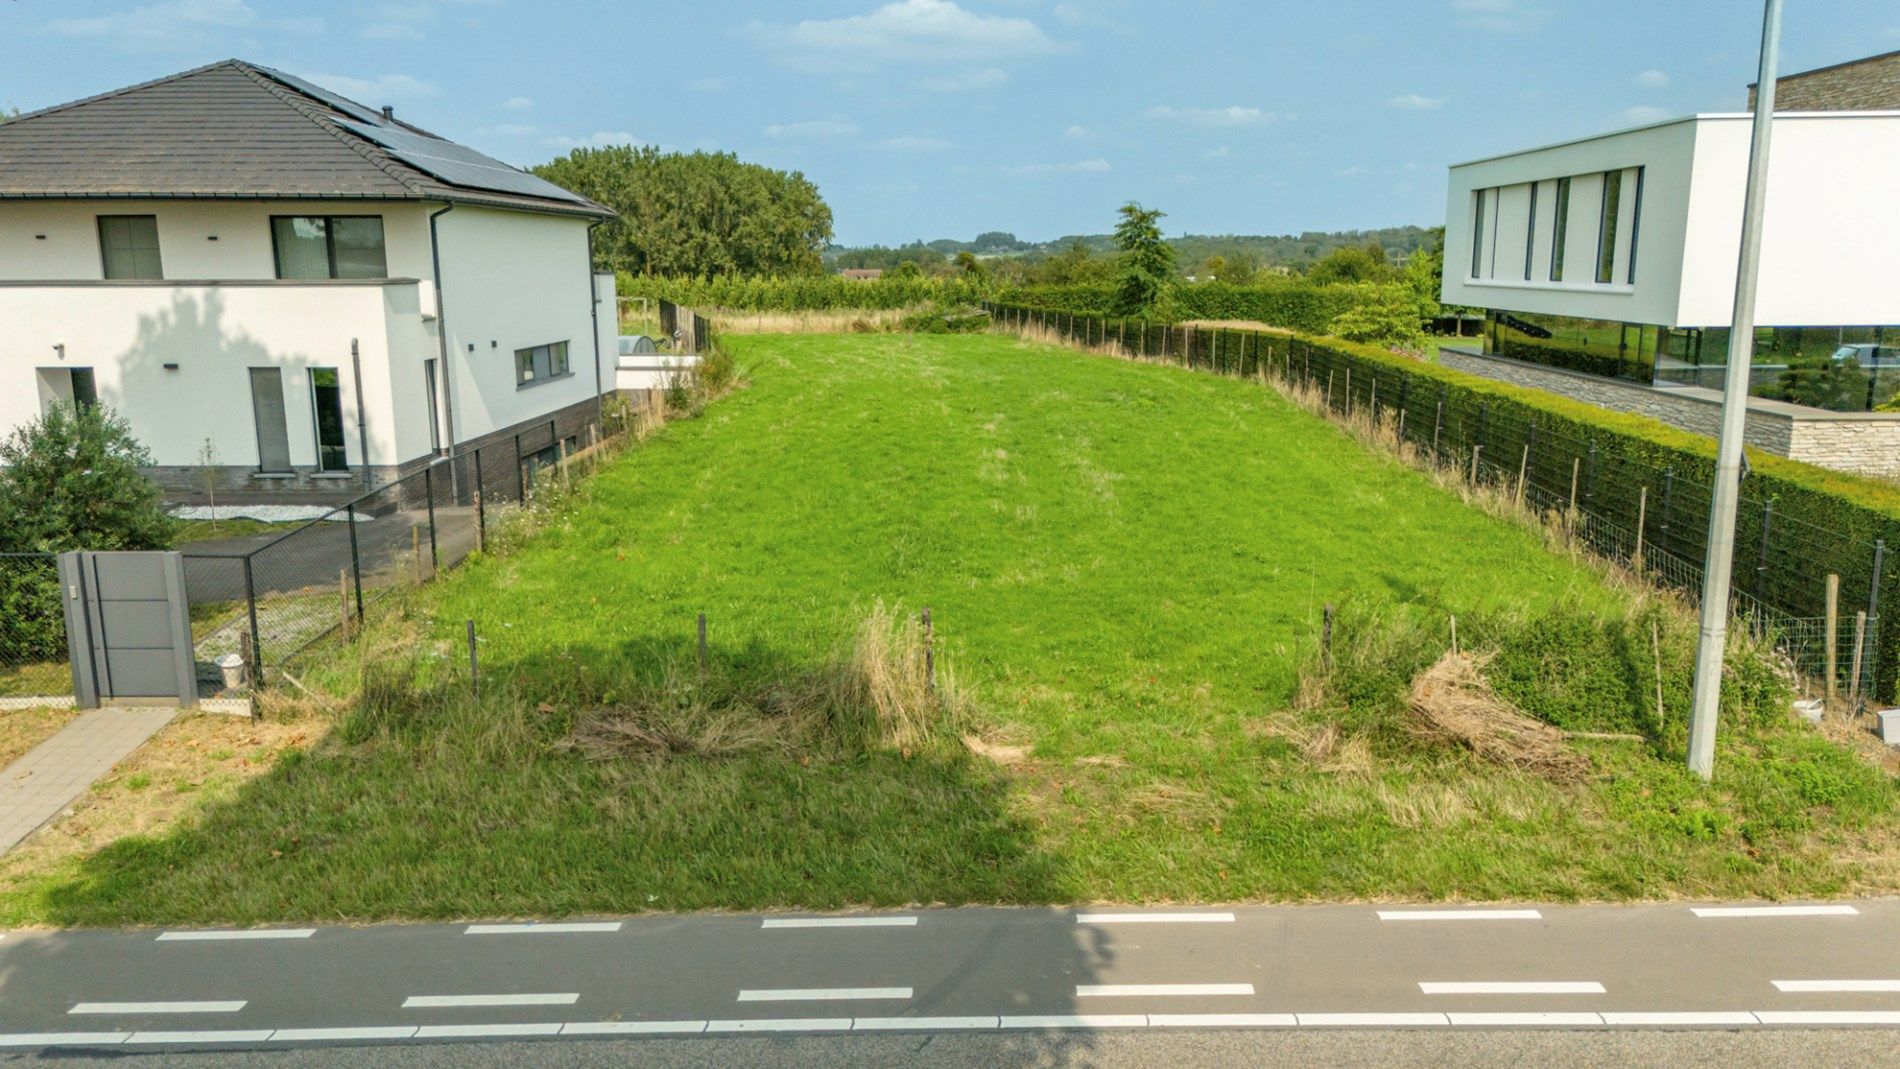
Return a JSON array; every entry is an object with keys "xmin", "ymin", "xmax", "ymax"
[
  {"xmin": 1825, "ymin": 573, "xmax": 1841, "ymax": 703},
  {"xmin": 466, "ymin": 619, "xmax": 479, "ymax": 698},
  {"xmin": 411, "ymin": 524, "xmax": 422, "ymax": 583},
  {"xmin": 1634, "ymin": 486, "xmax": 1649, "ymax": 570},
  {"xmin": 339, "ymin": 568, "xmax": 350, "ymax": 635},
  {"xmin": 1470, "ymin": 443, "xmax": 1483, "ymax": 484},
  {"xmin": 1344, "ymin": 367, "xmax": 1352, "ymax": 414},
  {"xmin": 1568, "ymin": 456, "xmax": 1582, "ymax": 518},
  {"xmin": 1850, "ymin": 610, "xmax": 1867, "ymax": 708},
  {"xmin": 558, "ymin": 439, "xmax": 570, "ymax": 491},
  {"xmin": 1450, "ymin": 614, "xmax": 1459, "ymax": 655},
  {"xmin": 921, "ymin": 607, "xmax": 936, "ymax": 694},
  {"xmin": 697, "ymin": 612, "xmax": 708, "ymax": 673},
  {"xmin": 239, "ymin": 628, "xmax": 255, "ymax": 690},
  {"xmin": 1432, "ymin": 399, "xmax": 1444, "ymax": 456},
  {"xmin": 1516, "ymin": 443, "xmax": 1531, "ymax": 505},
  {"xmin": 1321, "ymin": 603, "xmax": 1335, "ymax": 667},
  {"xmin": 423, "ymin": 464, "xmax": 439, "ymax": 573},
  {"xmin": 1326, "ymin": 369, "xmax": 1335, "ymax": 409},
  {"xmin": 473, "ymin": 489, "xmax": 486, "ymax": 553}
]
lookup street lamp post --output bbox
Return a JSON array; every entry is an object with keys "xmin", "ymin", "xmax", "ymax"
[{"xmin": 1686, "ymin": 0, "xmax": 1784, "ymax": 780}]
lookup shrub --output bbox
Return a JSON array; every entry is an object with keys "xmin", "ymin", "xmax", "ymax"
[
  {"xmin": 0, "ymin": 403, "xmax": 173, "ymax": 660},
  {"xmin": 899, "ymin": 304, "xmax": 991, "ymax": 334}
]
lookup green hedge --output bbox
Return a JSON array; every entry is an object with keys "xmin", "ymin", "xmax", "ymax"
[
  {"xmin": 987, "ymin": 301, "xmax": 1900, "ymax": 700},
  {"xmin": 1001, "ymin": 279, "xmax": 1413, "ymax": 334},
  {"xmin": 618, "ymin": 273, "xmax": 985, "ymax": 312}
]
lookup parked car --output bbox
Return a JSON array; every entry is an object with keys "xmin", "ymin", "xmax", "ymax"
[{"xmin": 1830, "ymin": 344, "xmax": 1900, "ymax": 368}]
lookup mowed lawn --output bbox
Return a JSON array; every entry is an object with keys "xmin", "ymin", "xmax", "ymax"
[{"xmin": 5, "ymin": 332, "xmax": 1892, "ymax": 927}]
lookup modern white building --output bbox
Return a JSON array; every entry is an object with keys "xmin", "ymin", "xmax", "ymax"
[
  {"xmin": 1441, "ymin": 110, "xmax": 1900, "ymax": 411},
  {"xmin": 0, "ymin": 60, "xmax": 618, "ymax": 498}
]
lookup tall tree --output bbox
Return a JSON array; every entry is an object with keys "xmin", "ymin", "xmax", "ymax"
[
  {"xmin": 1111, "ymin": 202, "xmax": 1175, "ymax": 317},
  {"xmin": 533, "ymin": 147, "xmax": 833, "ymax": 277}
]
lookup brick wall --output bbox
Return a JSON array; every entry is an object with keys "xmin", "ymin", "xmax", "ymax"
[
  {"xmin": 1439, "ymin": 348, "xmax": 1900, "ymax": 479},
  {"xmin": 1748, "ymin": 50, "xmax": 1900, "ymax": 111}
]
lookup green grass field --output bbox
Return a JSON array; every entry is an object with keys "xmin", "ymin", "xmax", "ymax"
[{"xmin": 3, "ymin": 332, "xmax": 1894, "ymax": 926}]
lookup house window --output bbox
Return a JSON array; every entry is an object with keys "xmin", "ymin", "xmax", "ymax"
[
  {"xmin": 1595, "ymin": 170, "xmax": 1623, "ymax": 285},
  {"xmin": 310, "ymin": 367, "xmax": 348, "ymax": 472},
  {"xmin": 1626, "ymin": 167, "xmax": 1645, "ymax": 285},
  {"xmin": 1523, "ymin": 183, "xmax": 1538, "ymax": 281},
  {"xmin": 37, "ymin": 368, "xmax": 98, "ymax": 413},
  {"xmin": 1470, "ymin": 189, "xmax": 1487, "ymax": 278},
  {"xmin": 98, "ymin": 215, "xmax": 163, "ymax": 280},
  {"xmin": 271, "ymin": 216, "xmax": 388, "ymax": 279},
  {"xmin": 1549, "ymin": 177, "xmax": 1571, "ymax": 282},
  {"xmin": 515, "ymin": 341, "xmax": 571, "ymax": 387},
  {"xmin": 249, "ymin": 367, "xmax": 293, "ymax": 472}
]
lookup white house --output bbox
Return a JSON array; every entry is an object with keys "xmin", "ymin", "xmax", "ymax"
[
  {"xmin": 1440, "ymin": 109, "xmax": 1900, "ymax": 413},
  {"xmin": 0, "ymin": 60, "xmax": 618, "ymax": 498}
]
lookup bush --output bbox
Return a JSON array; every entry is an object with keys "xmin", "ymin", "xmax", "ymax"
[
  {"xmin": 0, "ymin": 403, "xmax": 173, "ymax": 661},
  {"xmin": 899, "ymin": 304, "xmax": 991, "ymax": 334}
]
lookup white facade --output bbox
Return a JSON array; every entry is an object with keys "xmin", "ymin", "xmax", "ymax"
[
  {"xmin": 1442, "ymin": 112, "xmax": 1900, "ymax": 329},
  {"xmin": 0, "ymin": 198, "xmax": 614, "ymax": 490}
]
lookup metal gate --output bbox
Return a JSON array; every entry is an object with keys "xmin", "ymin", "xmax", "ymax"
[{"xmin": 58, "ymin": 551, "xmax": 197, "ymax": 709}]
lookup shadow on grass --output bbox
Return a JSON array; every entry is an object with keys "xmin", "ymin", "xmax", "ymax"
[{"xmin": 27, "ymin": 635, "xmax": 1083, "ymax": 930}]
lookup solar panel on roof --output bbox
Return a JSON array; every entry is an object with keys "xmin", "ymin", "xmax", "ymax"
[
  {"xmin": 335, "ymin": 118, "xmax": 588, "ymax": 205},
  {"xmin": 253, "ymin": 66, "xmax": 389, "ymax": 127}
]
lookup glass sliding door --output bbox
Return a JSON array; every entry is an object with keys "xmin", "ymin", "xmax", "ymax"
[
  {"xmin": 310, "ymin": 367, "xmax": 348, "ymax": 472},
  {"xmin": 249, "ymin": 367, "xmax": 293, "ymax": 472}
]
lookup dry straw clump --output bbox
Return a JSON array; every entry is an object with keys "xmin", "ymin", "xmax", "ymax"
[
  {"xmin": 1407, "ymin": 649, "xmax": 1590, "ymax": 782},
  {"xmin": 559, "ymin": 603, "xmax": 969, "ymax": 762}
]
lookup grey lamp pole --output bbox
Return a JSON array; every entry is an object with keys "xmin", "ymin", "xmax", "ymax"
[{"xmin": 1686, "ymin": 0, "xmax": 1784, "ymax": 780}]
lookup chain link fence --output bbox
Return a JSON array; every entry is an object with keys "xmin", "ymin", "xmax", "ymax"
[
  {"xmin": 181, "ymin": 408, "xmax": 629, "ymax": 692},
  {"xmin": 986, "ymin": 302, "xmax": 1887, "ymax": 705},
  {"xmin": 0, "ymin": 553, "xmax": 70, "ymax": 700}
]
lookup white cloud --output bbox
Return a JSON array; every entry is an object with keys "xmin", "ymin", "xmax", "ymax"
[
  {"xmin": 1451, "ymin": 0, "xmax": 1548, "ymax": 33},
  {"xmin": 1334, "ymin": 165, "xmax": 1366, "ymax": 177},
  {"xmin": 764, "ymin": 118, "xmax": 860, "ymax": 139},
  {"xmin": 1202, "ymin": 145, "xmax": 1232, "ymax": 159},
  {"xmin": 543, "ymin": 131, "xmax": 641, "ymax": 149},
  {"xmin": 754, "ymin": 0, "xmax": 1061, "ymax": 72},
  {"xmin": 1145, "ymin": 105, "xmax": 1275, "ymax": 127},
  {"xmin": 882, "ymin": 135, "xmax": 955, "ymax": 152},
  {"xmin": 1060, "ymin": 124, "xmax": 1093, "ymax": 140},
  {"xmin": 1619, "ymin": 105, "xmax": 1671, "ymax": 124},
  {"xmin": 688, "ymin": 77, "xmax": 730, "ymax": 92},
  {"xmin": 476, "ymin": 123, "xmax": 538, "ymax": 137},
  {"xmin": 1003, "ymin": 158, "xmax": 1110, "ymax": 175},
  {"xmin": 1388, "ymin": 93, "xmax": 1447, "ymax": 111},
  {"xmin": 918, "ymin": 67, "xmax": 1010, "ymax": 92},
  {"xmin": 502, "ymin": 96, "xmax": 533, "ymax": 112},
  {"xmin": 48, "ymin": 0, "xmax": 263, "ymax": 51},
  {"xmin": 1634, "ymin": 69, "xmax": 1671, "ymax": 89},
  {"xmin": 361, "ymin": 20, "xmax": 424, "ymax": 41},
  {"xmin": 301, "ymin": 72, "xmax": 441, "ymax": 101}
]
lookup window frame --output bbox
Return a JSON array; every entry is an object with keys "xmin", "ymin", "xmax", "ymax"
[
  {"xmin": 1549, "ymin": 177, "xmax": 1571, "ymax": 282},
  {"xmin": 1523, "ymin": 182, "xmax": 1538, "ymax": 282},
  {"xmin": 269, "ymin": 214, "xmax": 389, "ymax": 280},
  {"xmin": 1470, "ymin": 188, "xmax": 1487, "ymax": 279},
  {"xmin": 1595, "ymin": 170, "xmax": 1623, "ymax": 285},
  {"xmin": 514, "ymin": 340, "xmax": 573, "ymax": 389},
  {"xmin": 1625, "ymin": 166, "xmax": 1645, "ymax": 285},
  {"xmin": 97, "ymin": 215, "xmax": 164, "ymax": 280}
]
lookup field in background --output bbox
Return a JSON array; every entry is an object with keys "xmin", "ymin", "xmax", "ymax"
[{"xmin": 2, "ymin": 332, "xmax": 1894, "ymax": 926}]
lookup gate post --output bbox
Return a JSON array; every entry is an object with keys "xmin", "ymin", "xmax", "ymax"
[{"xmin": 56, "ymin": 552, "xmax": 99, "ymax": 709}]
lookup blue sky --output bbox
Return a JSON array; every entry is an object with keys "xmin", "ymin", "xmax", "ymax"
[{"xmin": 4, "ymin": 1, "xmax": 1895, "ymax": 245}]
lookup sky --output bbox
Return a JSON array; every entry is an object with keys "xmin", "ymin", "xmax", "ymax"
[{"xmin": 4, "ymin": 0, "xmax": 1896, "ymax": 246}]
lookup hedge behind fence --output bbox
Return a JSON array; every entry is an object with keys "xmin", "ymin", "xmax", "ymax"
[{"xmin": 985, "ymin": 301, "xmax": 1900, "ymax": 701}]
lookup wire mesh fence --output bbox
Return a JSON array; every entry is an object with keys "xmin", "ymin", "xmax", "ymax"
[
  {"xmin": 985, "ymin": 301, "xmax": 1889, "ymax": 704},
  {"xmin": 0, "ymin": 553, "xmax": 70, "ymax": 699},
  {"xmin": 181, "ymin": 408, "xmax": 631, "ymax": 691}
]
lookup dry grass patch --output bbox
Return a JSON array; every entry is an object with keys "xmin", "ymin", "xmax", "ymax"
[
  {"xmin": 0, "ymin": 711, "xmax": 319, "ymax": 893},
  {"xmin": 1408, "ymin": 650, "xmax": 1591, "ymax": 783},
  {"xmin": 0, "ymin": 706, "xmax": 81, "ymax": 769}
]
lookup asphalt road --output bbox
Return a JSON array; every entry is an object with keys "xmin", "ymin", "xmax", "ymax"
[{"xmin": 0, "ymin": 900, "xmax": 1895, "ymax": 1063}]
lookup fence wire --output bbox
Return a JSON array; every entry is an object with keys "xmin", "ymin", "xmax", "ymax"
[
  {"xmin": 182, "ymin": 407, "xmax": 629, "ymax": 690},
  {"xmin": 0, "ymin": 553, "xmax": 70, "ymax": 699},
  {"xmin": 986, "ymin": 302, "xmax": 1887, "ymax": 702}
]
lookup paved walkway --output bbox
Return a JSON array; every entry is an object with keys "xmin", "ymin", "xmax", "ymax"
[{"xmin": 0, "ymin": 707, "xmax": 176, "ymax": 854}]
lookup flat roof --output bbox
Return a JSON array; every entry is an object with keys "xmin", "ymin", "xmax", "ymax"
[{"xmin": 1450, "ymin": 110, "xmax": 1900, "ymax": 169}]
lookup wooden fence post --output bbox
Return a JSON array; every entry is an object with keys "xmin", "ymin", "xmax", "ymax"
[
  {"xmin": 1850, "ymin": 610, "xmax": 1867, "ymax": 707},
  {"xmin": 1825, "ymin": 573, "xmax": 1841, "ymax": 703},
  {"xmin": 1634, "ymin": 486, "xmax": 1648, "ymax": 570},
  {"xmin": 1516, "ymin": 444, "xmax": 1530, "ymax": 506}
]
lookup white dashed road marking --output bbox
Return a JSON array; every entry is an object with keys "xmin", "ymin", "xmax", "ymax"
[
  {"xmin": 402, "ymin": 994, "xmax": 579, "ymax": 1008},
  {"xmin": 70, "ymin": 1002, "xmax": 247, "ymax": 1015},
  {"xmin": 1420, "ymin": 981, "xmax": 1605, "ymax": 995},
  {"xmin": 737, "ymin": 988, "xmax": 912, "ymax": 1002}
]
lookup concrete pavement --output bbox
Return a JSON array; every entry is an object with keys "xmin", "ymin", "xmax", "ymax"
[
  {"xmin": 0, "ymin": 900, "xmax": 1896, "ymax": 1057},
  {"xmin": 0, "ymin": 707, "xmax": 175, "ymax": 854}
]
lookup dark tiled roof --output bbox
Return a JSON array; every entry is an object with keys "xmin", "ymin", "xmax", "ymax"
[{"xmin": 0, "ymin": 60, "xmax": 612, "ymax": 219}]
